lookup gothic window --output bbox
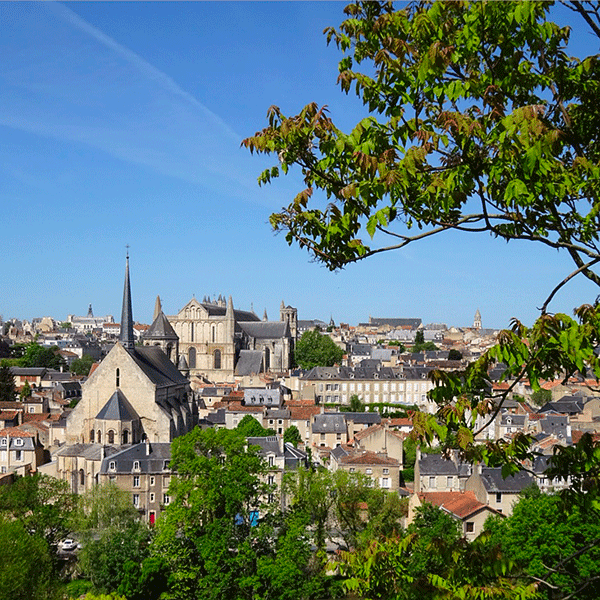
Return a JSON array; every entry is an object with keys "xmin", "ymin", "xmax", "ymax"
[
  {"xmin": 214, "ymin": 349, "xmax": 221, "ymax": 370},
  {"xmin": 116, "ymin": 368, "xmax": 120, "ymax": 387},
  {"xmin": 212, "ymin": 325, "xmax": 216, "ymax": 343},
  {"xmin": 264, "ymin": 348, "xmax": 270, "ymax": 371},
  {"xmin": 108, "ymin": 430, "xmax": 115, "ymax": 444},
  {"xmin": 97, "ymin": 430, "xmax": 102, "ymax": 444},
  {"xmin": 189, "ymin": 347, "xmax": 196, "ymax": 369},
  {"xmin": 79, "ymin": 469, "xmax": 85, "ymax": 486},
  {"xmin": 90, "ymin": 430, "xmax": 95, "ymax": 443},
  {"xmin": 166, "ymin": 343, "xmax": 172, "ymax": 360},
  {"xmin": 190, "ymin": 322, "xmax": 194, "ymax": 342},
  {"xmin": 122, "ymin": 430, "xmax": 129, "ymax": 444}
]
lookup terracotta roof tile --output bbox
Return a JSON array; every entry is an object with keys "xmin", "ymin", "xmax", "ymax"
[
  {"xmin": 418, "ymin": 491, "xmax": 493, "ymax": 519},
  {"xmin": 0, "ymin": 427, "xmax": 35, "ymax": 438}
]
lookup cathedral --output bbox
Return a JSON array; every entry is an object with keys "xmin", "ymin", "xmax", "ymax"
[{"xmin": 167, "ymin": 297, "xmax": 297, "ymax": 382}]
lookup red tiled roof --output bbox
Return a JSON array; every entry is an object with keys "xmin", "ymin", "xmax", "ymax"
[
  {"xmin": 0, "ymin": 411, "xmax": 19, "ymax": 420},
  {"xmin": 0, "ymin": 427, "xmax": 35, "ymax": 438},
  {"xmin": 289, "ymin": 406, "xmax": 321, "ymax": 420},
  {"xmin": 418, "ymin": 491, "xmax": 494, "ymax": 519},
  {"xmin": 339, "ymin": 450, "xmax": 399, "ymax": 466}
]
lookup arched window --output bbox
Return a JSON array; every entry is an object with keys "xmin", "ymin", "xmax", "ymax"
[
  {"xmin": 166, "ymin": 343, "xmax": 172, "ymax": 360},
  {"xmin": 79, "ymin": 469, "xmax": 85, "ymax": 486},
  {"xmin": 97, "ymin": 430, "xmax": 102, "ymax": 444},
  {"xmin": 108, "ymin": 430, "xmax": 115, "ymax": 444},
  {"xmin": 264, "ymin": 348, "xmax": 270, "ymax": 371},
  {"xmin": 190, "ymin": 322, "xmax": 194, "ymax": 342},
  {"xmin": 116, "ymin": 368, "xmax": 120, "ymax": 387},
  {"xmin": 189, "ymin": 347, "xmax": 196, "ymax": 369},
  {"xmin": 212, "ymin": 325, "xmax": 216, "ymax": 343},
  {"xmin": 214, "ymin": 349, "xmax": 221, "ymax": 370},
  {"xmin": 122, "ymin": 430, "xmax": 129, "ymax": 444},
  {"xmin": 90, "ymin": 430, "xmax": 95, "ymax": 443}
]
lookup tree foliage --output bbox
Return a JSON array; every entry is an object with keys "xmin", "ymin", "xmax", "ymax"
[
  {"xmin": 294, "ymin": 329, "xmax": 345, "ymax": 369},
  {"xmin": 17, "ymin": 342, "xmax": 66, "ymax": 370},
  {"xmin": 283, "ymin": 424, "xmax": 302, "ymax": 447},
  {"xmin": 236, "ymin": 414, "xmax": 275, "ymax": 438},
  {"xmin": 70, "ymin": 353, "xmax": 95, "ymax": 376},
  {"xmin": 0, "ymin": 364, "xmax": 16, "ymax": 402}
]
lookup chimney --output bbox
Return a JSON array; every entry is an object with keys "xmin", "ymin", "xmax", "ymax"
[{"xmin": 146, "ymin": 438, "xmax": 151, "ymax": 455}]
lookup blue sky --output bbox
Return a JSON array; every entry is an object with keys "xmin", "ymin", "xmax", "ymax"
[{"xmin": 1, "ymin": 2, "xmax": 598, "ymax": 329}]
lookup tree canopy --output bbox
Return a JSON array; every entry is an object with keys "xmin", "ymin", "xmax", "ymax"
[
  {"xmin": 294, "ymin": 329, "xmax": 345, "ymax": 369},
  {"xmin": 244, "ymin": 1, "xmax": 600, "ymax": 301}
]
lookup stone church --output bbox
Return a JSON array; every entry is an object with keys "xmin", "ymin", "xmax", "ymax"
[
  {"xmin": 65, "ymin": 256, "xmax": 194, "ymax": 446},
  {"xmin": 167, "ymin": 297, "xmax": 297, "ymax": 382}
]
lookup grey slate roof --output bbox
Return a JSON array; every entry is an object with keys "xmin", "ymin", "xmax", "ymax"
[
  {"xmin": 368, "ymin": 317, "xmax": 422, "ymax": 328},
  {"xmin": 100, "ymin": 442, "xmax": 171, "ymax": 474},
  {"xmin": 539, "ymin": 399, "xmax": 585, "ymax": 415},
  {"xmin": 312, "ymin": 413, "xmax": 346, "ymax": 433},
  {"xmin": 145, "ymin": 312, "xmax": 178, "ymax": 341},
  {"xmin": 207, "ymin": 408, "xmax": 226, "ymax": 425},
  {"xmin": 479, "ymin": 467, "xmax": 534, "ymax": 493},
  {"xmin": 55, "ymin": 443, "xmax": 122, "ymax": 460},
  {"xmin": 129, "ymin": 346, "xmax": 189, "ymax": 386},
  {"xmin": 238, "ymin": 321, "xmax": 289, "ymax": 339},
  {"xmin": 235, "ymin": 350, "xmax": 263, "ymax": 376},
  {"xmin": 96, "ymin": 389, "xmax": 139, "ymax": 421},
  {"xmin": 10, "ymin": 367, "xmax": 47, "ymax": 376},
  {"xmin": 419, "ymin": 453, "xmax": 472, "ymax": 477},
  {"xmin": 247, "ymin": 436, "xmax": 283, "ymax": 456},
  {"xmin": 343, "ymin": 412, "xmax": 381, "ymax": 425}
]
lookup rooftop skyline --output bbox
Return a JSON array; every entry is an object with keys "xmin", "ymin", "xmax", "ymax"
[{"xmin": 2, "ymin": 2, "xmax": 597, "ymax": 329}]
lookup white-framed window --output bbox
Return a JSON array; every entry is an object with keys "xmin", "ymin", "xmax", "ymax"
[
  {"xmin": 381, "ymin": 477, "xmax": 390, "ymax": 488},
  {"xmin": 383, "ymin": 468, "xmax": 389, "ymax": 475},
  {"xmin": 133, "ymin": 460, "xmax": 140, "ymax": 471},
  {"xmin": 429, "ymin": 476, "xmax": 436, "ymax": 488},
  {"xmin": 133, "ymin": 494, "xmax": 139, "ymax": 507},
  {"xmin": 163, "ymin": 475, "xmax": 170, "ymax": 487},
  {"xmin": 163, "ymin": 494, "xmax": 170, "ymax": 505},
  {"xmin": 150, "ymin": 493, "xmax": 155, "ymax": 503},
  {"xmin": 14, "ymin": 438, "xmax": 23, "ymax": 447},
  {"xmin": 496, "ymin": 493, "xmax": 502, "ymax": 503},
  {"xmin": 109, "ymin": 461, "xmax": 116, "ymax": 471},
  {"xmin": 447, "ymin": 476, "xmax": 453, "ymax": 487},
  {"xmin": 0, "ymin": 439, "xmax": 7, "ymax": 447},
  {"xmin": 133, "ymin": 475, "xmax": 140, "ymax": 488},
  {"xmin": 150, "ymin": 476, "xmax": 155, "ymax": 486},
  {"xmin": 366, "ymin": 468, "xmax": 373, "ymax": 475},
  {"xmin": 15, "ymin": 450, "xmax": 22, "ymax": 461}
]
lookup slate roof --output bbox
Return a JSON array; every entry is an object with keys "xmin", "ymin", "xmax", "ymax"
[
  {"xmin": 247, "ymin": 436, "xmax": 282, "ymax": 456},
  {"xmin": 96, "ymin": 389, "xmax": 139, "ymax": 421},
  {"xmin": 129, "ymin": 346, "xmax": 189, "ymax": 386},
  {"xmin": 344, "ymin": 412, "xmax": 382, "ymax": 425},
  {"xmin": 312, "ymin": 413, "xmax": 346, "ymax": 433},
  {"xmin": 238, "ymin": 321, "xmax": 290, "ymax": 339},
  {"xmin": 100, "ymin": 442, "xmax": 171, "ymax": 474},
  {"xmin": 539, "ymin": 400, "xmax": 585, "ymax": 415},
  {"xmin": 55, "ymin": 443, "xmax": 122, "ymax": 460},
  {"xmin": 235, "ymin": 350, "xmax": 263, "ymax": 376},
  {"xmin": 206, "ymin": 408, "xmax": 226, "ymax": 425},
  {"xmin": 145, "ymin": 312, "xmax": 178, "ymax": 341},
  {"xmin": 479, "ymin": 467, "xmax": 534, "ymax": 493},
  {"xmin": 419, "ymin": 453, "xmax": 472, "ymax": 477},
  {"xmin": 10, "ymin": 367, "xmax": 47, "ymax": 376},
  {"xmin": 368, "ymin": 317, "xmax": 421, "ymax": 328}
]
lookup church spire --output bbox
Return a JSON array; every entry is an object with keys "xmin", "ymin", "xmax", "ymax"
[
  {"xmin": 120, "ymin": 250, "xmax": 135, "ymax": 350},
  {"xmin": 153, "ymin": 295, "xmax": 162, "ymax": 322}
]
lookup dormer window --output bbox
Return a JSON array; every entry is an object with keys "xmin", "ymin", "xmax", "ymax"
[
  {"xmin": 109, "ymin": 461, "xmax": 116, "ymax": 471},
  {"xmin": 0, "ymin": 439, "xmax": 6, "ymax": 447},
  {"xmin": 133, "ymin": 460, "xmax": 140, "ymax": 471},
  {"xmin": 163, "ymin": 460, "xmax": 170, "ymax": 471},
  {"xmin": 14, "ymin": 438, "xmax": 23, "ymax": 447}
]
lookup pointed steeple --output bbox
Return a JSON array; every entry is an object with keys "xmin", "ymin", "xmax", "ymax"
[
  {"xmin": 87, "ymin": 304, "xmax": 94, "ymax": 317},
  {"xmin": 119, "ymin": 251, "xmax": 135, "ymax": 350},
  {"xmin": 226, "ymin": 296, "xmax": 234, "ymax": 321},
  {"xmin": 153, "ymin": 296, "xmax": 162, "ymax": 322},
  {"xmin": 263, "ymin": 308, "xmax": 268, "ymax": 321}
]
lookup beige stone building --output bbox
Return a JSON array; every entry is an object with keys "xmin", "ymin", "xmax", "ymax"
[
  {"xmin": 168, "ymin": 297, "xmax": 296, "ymax": 383},
  {"xmin": 0, "ymin": 427, "xmax": 45, "ymax": 475}
]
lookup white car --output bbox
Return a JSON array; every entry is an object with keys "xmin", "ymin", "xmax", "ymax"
[{"xmin": 61, "ymin": 539, "xmax": 77, "ymax": 551}]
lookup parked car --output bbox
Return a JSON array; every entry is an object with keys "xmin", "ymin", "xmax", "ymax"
[{"xmin": 61, "ymin": 539, "xmax": 77, "ymax": 551}]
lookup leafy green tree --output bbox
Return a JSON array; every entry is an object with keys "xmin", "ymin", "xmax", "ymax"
[
  {"xmin": 486, "ymin": 489, "xmax": 600, "ymax": 599},
  {"xmin": 448, "ymin": 349, "xmax": 463, "ymax": 361},
  {"xmin": 152, "ymin": 427, "xmax": 273, "ymax": 600},
  {"xmin": 0, "ymin": 517, "xmax": 54, "ymax": 600},
  {"xmin": 530, "ymin": 388, "xmax": 552, "ymax": 407},
  {"xmin": 70, "ymin": 353, "xmax": 95, "ymax": 376},
  {"xmin": 349, "ymin": 393, "xmax": 365, "ymax": 412},
  {"xmin": 18, "ymin": 380, "xmax": 31, "ymax": 400},
  {"xmin": 76, "ymin": 483, "xmax": 150, "ymax": 594},
  {"xmin": 18, "ymin": 342, "xmax": 65, "ymax": 370},
  {"xmin": 0, "ymin": 474, "xmax": 77, "ymax": 552},
  {"xmin": 283, "ymin": 424, "xmax": 302, "ymax": 447},
  {"xmin": 236, "ymin": 414, "xmax": 275, "ymax": 437},
  {"xmin": 0, "ymin": 364, "xmax": 16, "ymax": 402},
  {"xmin": 294, "ymin": 329, "xmax": 344, "ymax": 369}
]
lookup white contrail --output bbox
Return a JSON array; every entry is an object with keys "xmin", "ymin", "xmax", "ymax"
[{"xmin": 50, "ymin": 2, "xmax": 241, "ymax": 143}]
